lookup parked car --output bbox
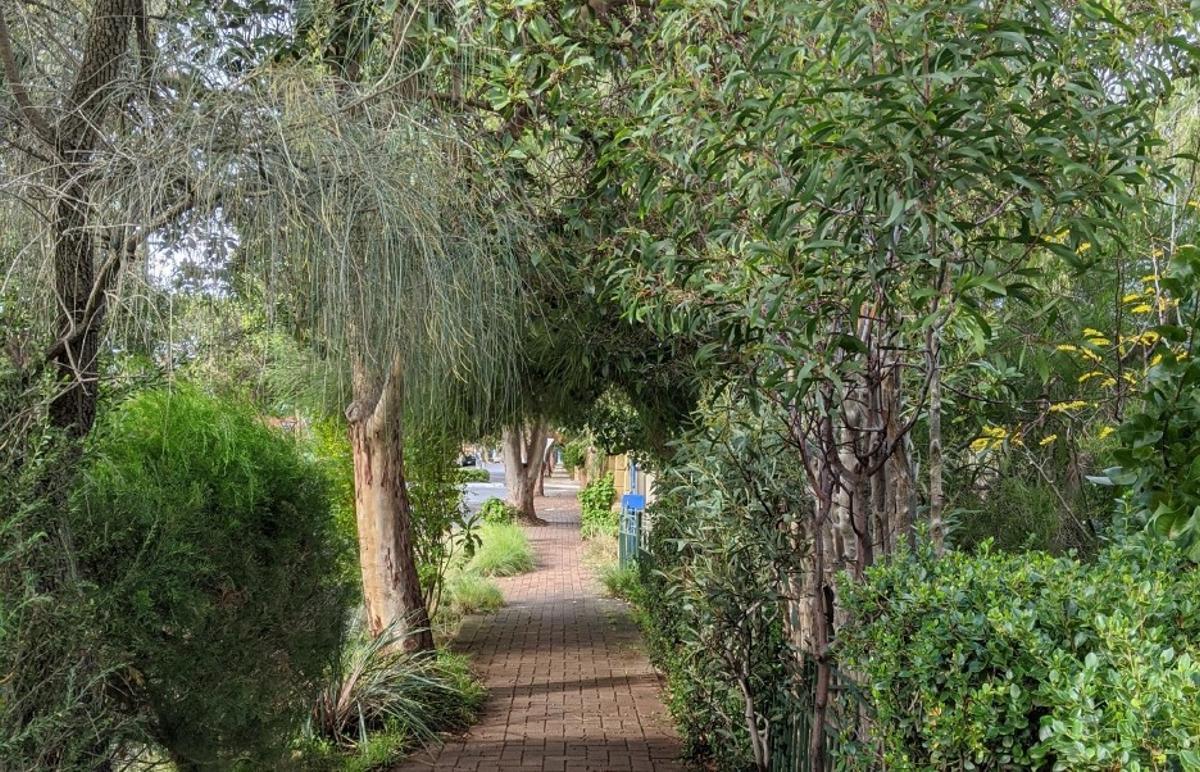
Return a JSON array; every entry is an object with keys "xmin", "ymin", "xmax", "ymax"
[{"xmin": 459, "ymin": 453, "xmax": 477, "ymax": 467}]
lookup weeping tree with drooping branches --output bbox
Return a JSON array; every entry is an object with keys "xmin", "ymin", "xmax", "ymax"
[{"xmin": 1, "ymin": 0, "xmax": 533, "ymax": 656}]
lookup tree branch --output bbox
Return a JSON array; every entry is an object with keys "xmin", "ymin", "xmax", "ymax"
[{"xmin": 0, "ymin": 4, "xmax": 56, "ymax": 146}]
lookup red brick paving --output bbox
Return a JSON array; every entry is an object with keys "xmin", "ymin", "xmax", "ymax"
[{"xmin": 396, "ymin": 478, "xmax": 685, "ymax": 772}]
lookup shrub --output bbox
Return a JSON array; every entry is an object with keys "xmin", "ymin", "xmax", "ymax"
[
  {"xmin": 467, "ymin": 522, "xmax": 535, "ymax": 576},
  {"xmin": 478, "ymin": 496, "xmax": 517, "ymax": 524},
  {"xmin": 456, "ymin": 467, "xmax": 491, "ymax": 484},
  {"xmin": 837, "ymin": 540, "xmax": 1200, "ymax": 770},
  {"xmin": 561, "ymin": 437, "xmax": 588, "ymax": 472},
  {"xmin": 70, "ymin": 387, "xmax": 352, "ymax": 768},
  {"xmin": 0, "ymin": 373, "xmax": 139, "ymax": 769},
  {"xmin": 308, "ymin": 619, "xmax": 485, "ymax": 751},
  {"xmin": 405, "ymin": 427, "xmax": 475, "ymax": 618},
  {"xmin": 578, "ymin": 474, "xmax": 617, "ymax": 539}
]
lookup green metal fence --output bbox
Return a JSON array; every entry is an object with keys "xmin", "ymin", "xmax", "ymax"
[{"xmin": 617, "ymin": 493, "xmax": 646, "ymax": 567}]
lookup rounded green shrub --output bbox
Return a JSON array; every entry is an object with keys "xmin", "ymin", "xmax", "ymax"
[
  {"xmin": 71, "ymin": 387, "xmax": 352, "ymax": 768},
  {"xmin": 456, "ymin": 467, "xmax": 491, "ymax": 484},
  {"xmin": 478, "ymin": 496, "xmax": 517, "ymax": 524},
  {"xmin": 838, "ymin": 540, "xmax": 1200, "ymax": 770}
]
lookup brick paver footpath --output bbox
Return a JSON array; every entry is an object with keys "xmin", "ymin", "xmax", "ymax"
[{"xmin": 396, "ymin": 475, "xmax": 685, "ymax": 772}]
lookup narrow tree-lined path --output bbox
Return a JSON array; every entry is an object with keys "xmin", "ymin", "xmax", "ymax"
[{"xmin": 398, "ymin": 475, "xmax": 685, "ymax": 771}]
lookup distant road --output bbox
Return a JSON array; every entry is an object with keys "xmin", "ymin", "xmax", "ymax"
[{"xmin": 463, "ymin": 461, "xmax": 505, "ymax": 513}]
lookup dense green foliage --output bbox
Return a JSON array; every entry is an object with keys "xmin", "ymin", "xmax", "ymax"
[
  {"xmin": 70, "ymin": 387, "xmax": 352, "ymax": 767},
  {"xmin": 6, "ymin": 0, "xmax": 1200, "ymax": 768},
  {"xmin": 405, "ymin": 427, "xmax": 478, "ymax": 617},
  {"xmin": 456, "ymin": 467, "xmax": 491, "ymax": 484},
  {"xmin": 1095, "ymin": 248, "xmax": 1200, "ymax": 558},
  {"xmin": 578, "ymin": 474, "xmax": 617, "ymax": 539},
  {"xmin": 630, "ymin": 402, "xmax": 804, "ymax": 770},
  {"xmin": 478, "ymin": 496, "xmax": 518, "ymax": 524},
  {"xmin": 0, "ymin": 377, "xmax": 132, "ymax": 770},
  {"xmin": 560, "ymin": 437, "xmax": 588, "ymax": 473},
  {"xmin": 839, "ymin": 541, "xmax": 1200, "ymax": 770}
]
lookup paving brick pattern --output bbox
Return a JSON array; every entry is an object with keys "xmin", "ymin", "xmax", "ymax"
[{"xmin": 396, "ymin": 479, "xmax": 685, "ymax": 772}]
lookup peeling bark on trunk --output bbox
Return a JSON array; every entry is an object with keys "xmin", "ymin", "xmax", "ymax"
[
  {"xmin": 502, "ymin": 422, "xmax": 548, "ymax": 524},
  {"xmin": 346, "ymin": 366, "xmax": 433, "ymax": 652}
]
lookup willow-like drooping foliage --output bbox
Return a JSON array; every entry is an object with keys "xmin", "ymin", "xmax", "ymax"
[{"xmin": 1, "ymin": 31, "xmax": 531, "ymax": 423}]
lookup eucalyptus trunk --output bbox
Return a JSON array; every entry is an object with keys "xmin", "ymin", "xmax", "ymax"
[
  {"xmin": 346, "ymin": 365, "xmax": 433, "ymax": 651},
  {"xmin": 502, "ymin": 422, "xmax": 548, "ymax": 524}
]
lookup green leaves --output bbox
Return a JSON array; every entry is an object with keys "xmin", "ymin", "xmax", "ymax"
[
  {"xmin": 838, "ymin": 541, "xmax": 1200, "ymax": 770},
  {"xmin": 1099, "ymin": 249, "xmax": 1200, "ymax": 559}
]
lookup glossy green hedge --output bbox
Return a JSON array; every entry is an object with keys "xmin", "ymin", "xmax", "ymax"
[{"xmin": 838, "ymin": 541, "xmax": 1200, "ymax": 770}]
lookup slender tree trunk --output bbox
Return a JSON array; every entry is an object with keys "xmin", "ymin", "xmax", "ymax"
[
  {"xmin": 928, "ymin": 333, "xmax": 946, "ymax": 556},
  {"xmin": 503, "ymin": 422, "xmax": 547, "ymax": 524},
  {"xmin": 537, "ymin": 437, "xmax": 556, "ymax": 496},
  {"xmin": 346, "ymin": 365, "xmax": 433, "ymax": 651}
]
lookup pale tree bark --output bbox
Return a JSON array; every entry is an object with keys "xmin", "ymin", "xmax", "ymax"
[
  {"xmin": 536, "ymin": 436, "xmax": 556, "ymax": 496},
  {"xmin": 346, "ymin": 361, "xmax": 433, "ymax": 651},
  {"xmin": 502, "ymin": 421, "xmax": 548, "ymax": 524}
]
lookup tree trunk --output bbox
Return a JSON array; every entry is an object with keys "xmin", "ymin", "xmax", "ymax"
[
  {"xmin": 537, "ymin": 437, "xmax": 556, "ymax": 496},
  {"xmin": 346, "ymin": 365, "xmax": 433, "ymax": 652},
  {"xmin": 503, "ymin": 422, "xmax": 547, "ymax": 524},
  {"xmin": 928, "ymin": 332, "xmax": 946, "ymax": 556},
  {"xmin": 9, "ymin": 0, "xmax": 140, "ymax": 436}
]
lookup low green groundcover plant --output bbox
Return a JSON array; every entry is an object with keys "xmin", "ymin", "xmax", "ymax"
[
  {"xmin": 467, "ymin": 522, "xmax": 535, "ymax": 576},
  {"xmin": 838, "ymin": 540, "xmax": 1200, "ymax": 770},
  {"xmin": 478, "ymin": 496, "xmax": 518, "ymax": 524},
  {"xmin": 578, "ymin": 473, "xmax": 617, "ymax": 539},
  {"xmin": 456, "ymin": 467, "xmax": 491, "ymax": 484},
  {"xmin": 70, "ymin": 386, "xmax": 351, "ymax": 768}
]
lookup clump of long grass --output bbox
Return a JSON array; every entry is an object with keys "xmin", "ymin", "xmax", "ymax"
[
  {"xmin": 308, "ymin": 619, "xmax": 484, "ymax": 751},
  {"xmin": 443, "ymin": 571, "xmax": 505, "ymax": 617},
  {"xmin": 467, "ymin": 522, "xmax": 535, "ymax": 577}
]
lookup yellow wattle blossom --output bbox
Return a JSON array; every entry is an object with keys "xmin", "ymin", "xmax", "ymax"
[
  {"xmin": 1100, "ymin": 377, "xmax": 1117, "ymax": 388},
  {"xmin": 1083, "ymin": 328, "xmax": 1105, "ymax": 338},
  {"xmin": 1080, "ymin": 348, "xmax": 1103, "ymax": 363},
  {"xmin": 1076, "ymin": 242, "xmax": 1092, "ymax": 254},
  {"xmin": 1039, "ymin": 434, "xmax": 1058, "ymax": 446},
  {"xmin": 1048, "ymin": 230, "xmax": 1069, "ymax": 244},
  {"xmin": 1131, "ymin": 304, "xmax": 1153, "ymax": 314},
  {"xmin": 1122, "ymin": 372, "xmax": 1137, "ymax": 385},
  {"xmin": 969, "ymin": 425, "xmax": 1009, "ymax": 453},
  {"xmin": 1056, "ymin": 344, "xmax": 1078, "ymax": 352},
  {"xmin": 1078, "ymin": 371, "xmax": 1106, "ymax": 383},
  {"xmin": 1122, "ymin": 293, "xmax": 1143, "ymax": 304},
  {"xmin": 1151, "ymin": 354, "xmax": 1164, "ymax": 366},
  {"xmin": 1086, "ymin": 337, "xmax": 1112, "ymax": 347},
  {"xmin": 1141, "ymin": 274, "xmax": 1160, "ymax": 284},
  {"xmin": 1048, "ymin": 400, "xmax": 1089, "ymax": 413},
  {"xmin": 1138, "ymin": 330, "xmax": 1161, "ymax": 345},
  {"xmin": 1098, "ymin": 426, "xmax": 1116, "ymax": 440}
]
